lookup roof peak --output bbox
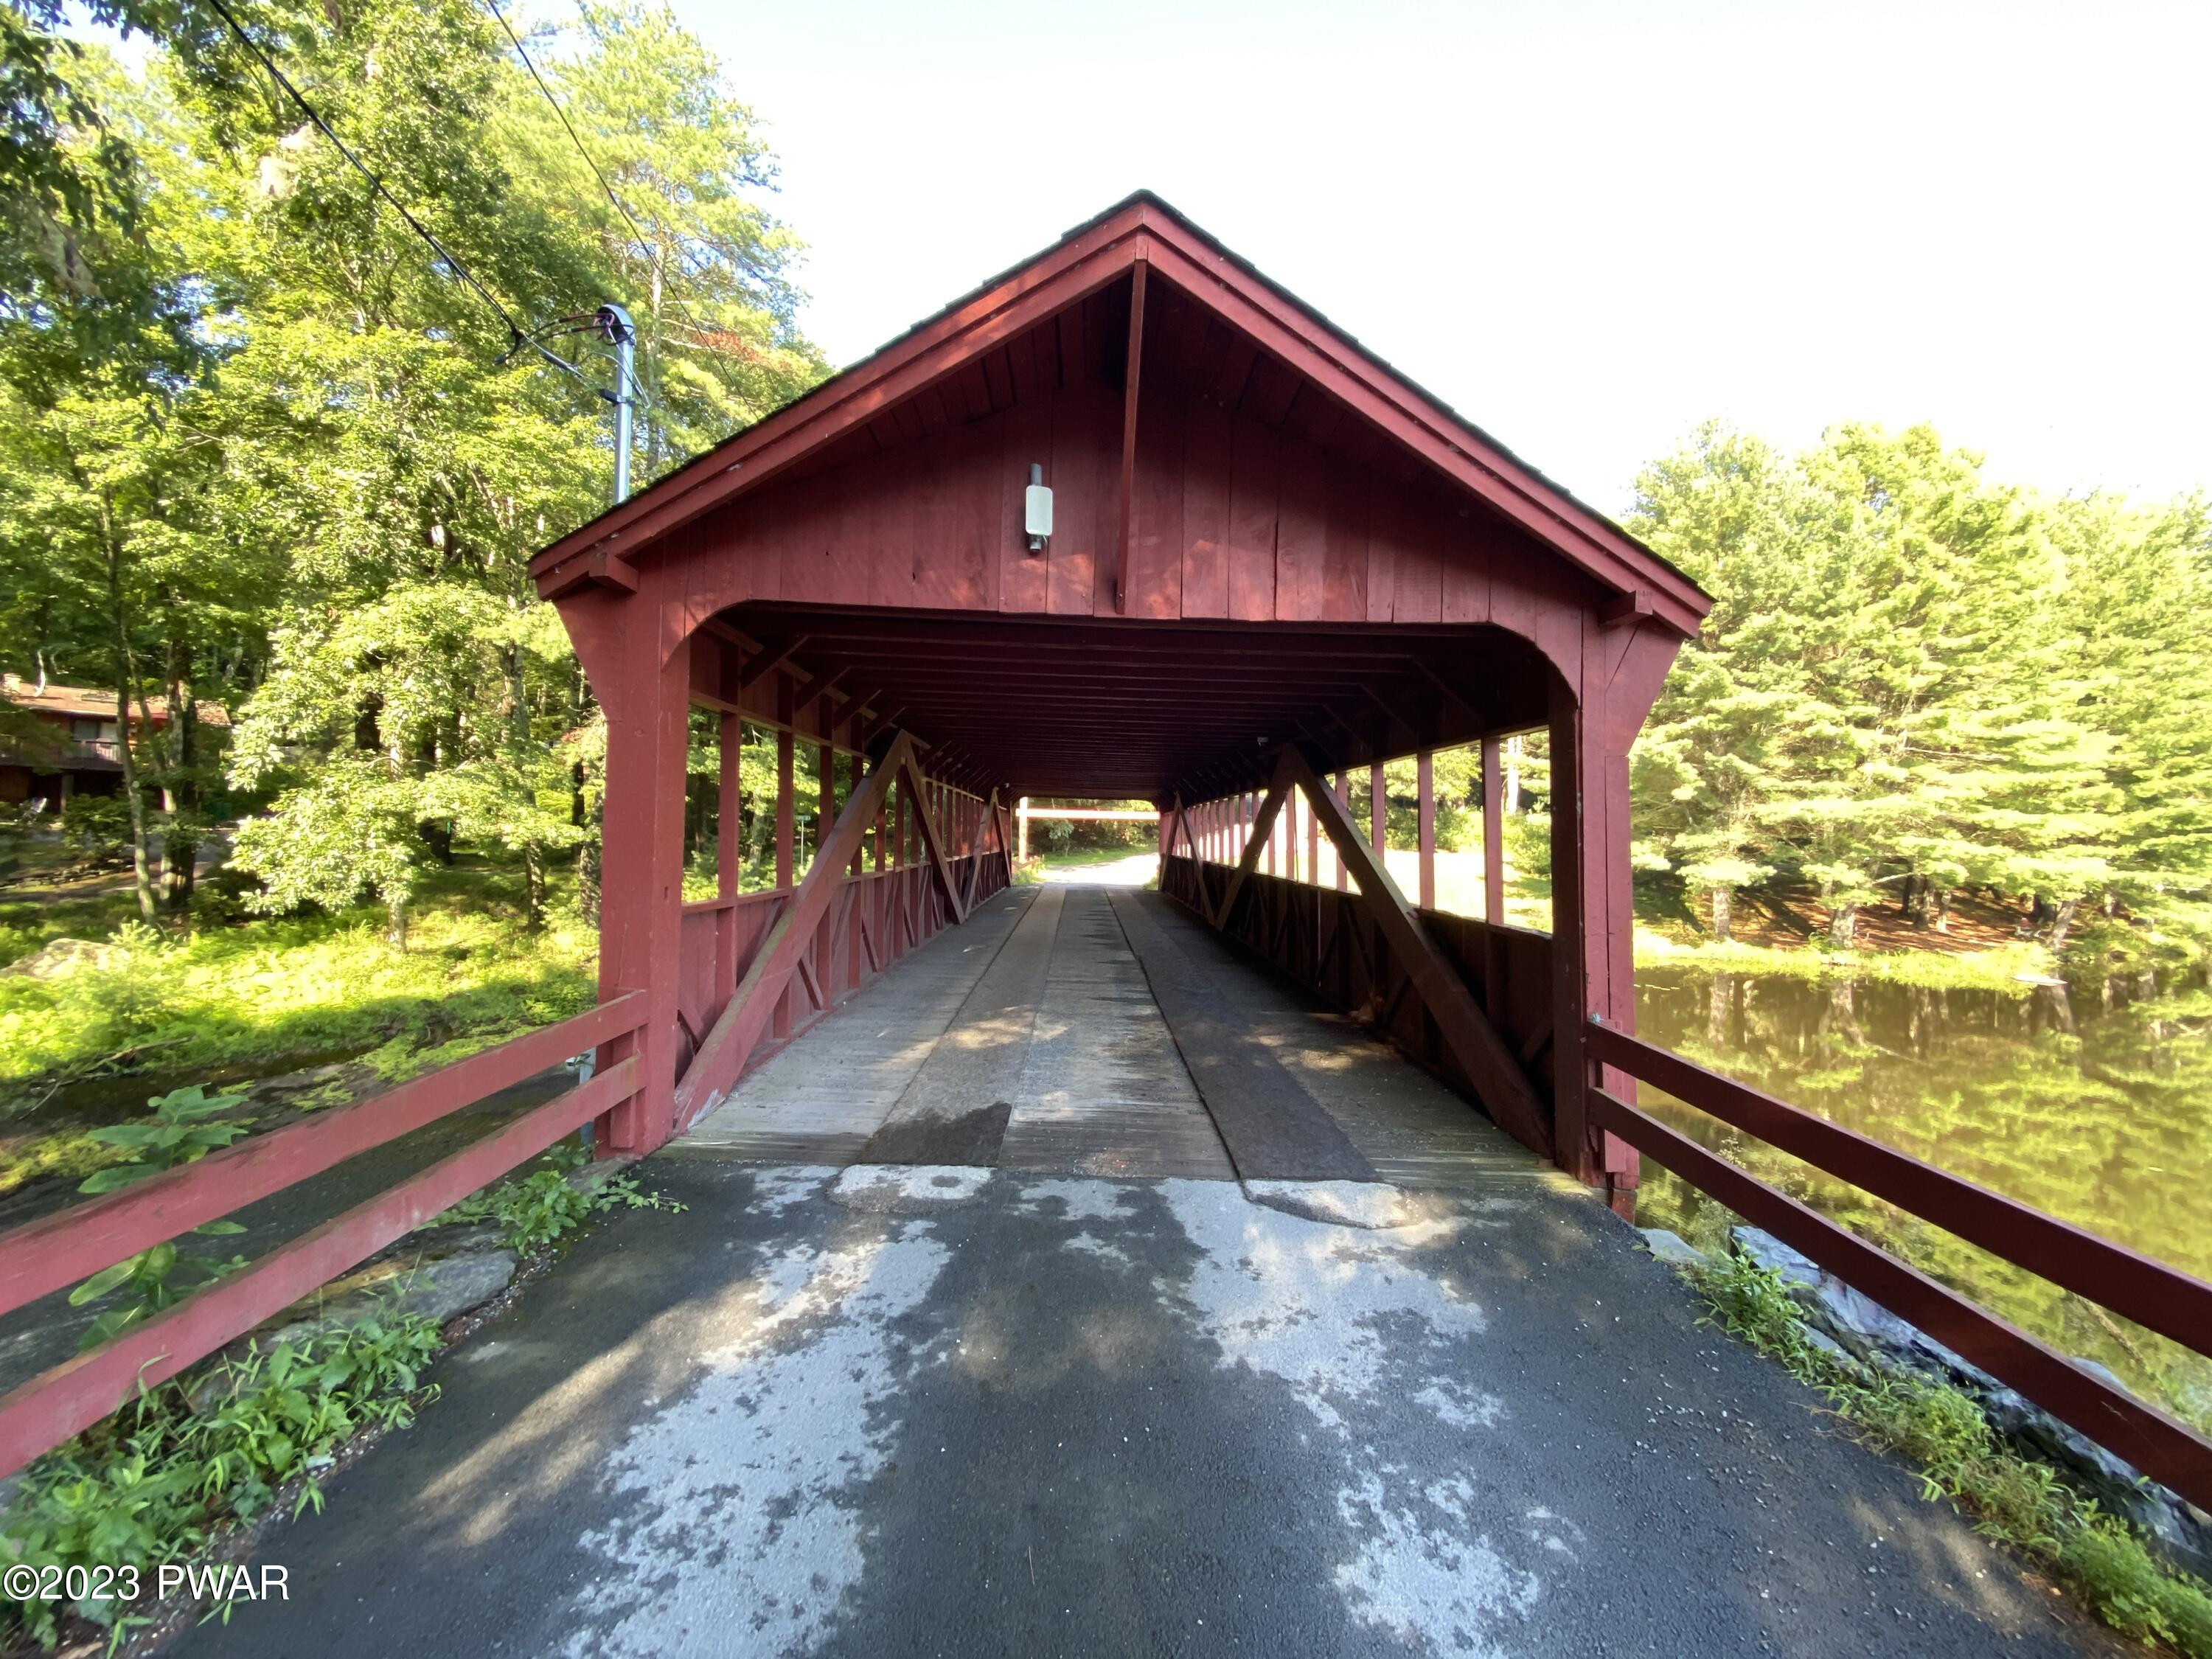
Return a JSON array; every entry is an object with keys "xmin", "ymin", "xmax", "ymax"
[{"xmin": 530, "ymin": 193, "xmax": 1708, "ymax": 636}]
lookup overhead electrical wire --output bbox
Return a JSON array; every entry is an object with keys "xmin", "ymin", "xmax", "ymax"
[
  {"xmin": 483, "ymin": 0, "xmax": 666, "ymax": 412},
  {"xmin": 482, "ymin": 0, "xmax": 790, "ymax": 395},
  {"xmin": 199, "ymin": 0, "xmax": 585, "ymax": 381},
  {"xmin": 485, "ymin": 0, "xmax": 655, "ymax": 270}
]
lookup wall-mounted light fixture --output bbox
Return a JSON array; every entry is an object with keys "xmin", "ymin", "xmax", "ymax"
[{"xmin": 1025, "ymin": 463, "xmax": 1053, "ymax": 554}]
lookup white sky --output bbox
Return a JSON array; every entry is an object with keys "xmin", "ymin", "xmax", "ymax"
[{"xmin": 671, "ymin": 0, "xmax": 2211, "ymax": 514}]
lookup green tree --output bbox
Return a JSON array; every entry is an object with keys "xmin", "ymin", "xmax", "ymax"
[
  {"xmin": 124, "ymin": 0, "xmax": 826, "ymax": 931},
  {"xmin": 1630, "ymin": 422, "xmax": 2138, "ymax": 953},
  {"xmin": 229, "ymin": 585, "xmax": 585, "ymax": 939},
  {"xmin": 2049, "ymin": 495, "xmax": 2212, "ymax": 959}
]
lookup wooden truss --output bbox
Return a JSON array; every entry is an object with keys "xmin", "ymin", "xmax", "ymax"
[
  {"xmin": 1195, "ymin": 745, "xmax": 1551, "ymax": 1155},
  {"xmin": 672, "ymin": 732, "xmax": 987, "ymax": 1128}
]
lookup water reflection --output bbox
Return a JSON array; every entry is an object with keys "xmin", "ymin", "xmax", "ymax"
[{"xmin": 1632, "ymin": 965, "xmax": 2212, "ymax": 1433}]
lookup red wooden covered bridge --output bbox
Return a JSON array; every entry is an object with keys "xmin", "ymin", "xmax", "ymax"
[
  {"xmin": 532, "ymin": 191, "xmax": 1700, "ymax": 1207},
  {"xmin": 4, "ymin": 195, "xmax": 2208, "ymax": 1530}
]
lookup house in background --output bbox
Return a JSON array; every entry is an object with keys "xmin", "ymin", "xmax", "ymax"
[{"xmin": 0, "ymin": 675, "xmax": 227, "ymax": 810}]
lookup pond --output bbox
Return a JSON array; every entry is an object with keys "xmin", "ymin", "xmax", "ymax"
[{"xmin": 1630, "ymin": 964, "xmax": 2212, "ymax": 1435}]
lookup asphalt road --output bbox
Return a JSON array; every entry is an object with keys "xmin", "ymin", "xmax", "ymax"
[{"xmin": 168, "ymin": 1158, "xmax": 2115, "ymax": 1658}]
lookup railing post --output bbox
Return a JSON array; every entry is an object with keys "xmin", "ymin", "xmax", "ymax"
[
  {"xmin": 849, "ymin": 751, "xmax": 865, "ymax": 875},
  {"xmin": 1416, "ymin": 748, "xmax": 1436, "ymax": 911},
  {"xmin": 874, "ymin": 767, "xmax": 887, "ymax": 873},
  {"xmin": 716, "ymin": 709, "xmax": 742, "ymax": 998},
  {"xmin": 717, "ymin": 713, "xmax": 742, "ymax": 901},
  {"xmin": 815, "ymin": 705, "xmax": 833, "ymax": 881},
  {"xmin": 1481, "ymin": 737, "xmax": 1505, "ymax": 925},
  {"xmin": 773, "ymin": 679, "xmax": 795, "ymax": 1038},
  {"xmin": 1368, "ymin": 763, "xmax": 1388, "ymax": 1022},
  {"xmin": 775, "ymin": 688, "xmax": 795, "ymax": 891},
  {"xmin": 1332, "ymin": 773, "xmax": 1349, "ymax": 891}
]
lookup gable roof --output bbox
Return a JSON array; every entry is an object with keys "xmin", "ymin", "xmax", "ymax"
[{"xmin": 530, "ymin": 192, "xmax": 1709, "ymax": 637}]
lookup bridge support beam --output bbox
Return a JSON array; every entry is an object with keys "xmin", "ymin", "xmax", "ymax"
[
  {"xmin": 1550, "ymin": 624, "xmax": 1682, "ymax": 1213},
  {"xmin": 596, "ymin": 631, "xmax": 692, "ymax": 1155}
]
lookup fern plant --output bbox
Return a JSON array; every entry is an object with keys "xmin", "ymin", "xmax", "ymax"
[{"xmin": 67, "ymin": 1086, "xmax": 252, "ymax": 1350}]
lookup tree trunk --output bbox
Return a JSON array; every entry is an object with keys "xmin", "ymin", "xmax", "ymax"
[
  {"xmin": 99, "ymin": 493, "xmax": 157, "ymax": 923},
  {"xmin": 162, "ymin": 630, "xmax": 199, "ymax": 908},
  {"xmin": 2044, "ymin": 981, "xmax": 2077, "ymax": 1035},
  {"xmin": 1931, "ymin": 888, "xmax": 1950, "ymax": 933},
  {"xmin": 1829, "ymin": 978, "xmax": 1865, "ymax": 1041},
  {"xmin": 386, "ymin": 890, "xmax": 408, "ymax": 950},
  {"xmin": 2048, "ymin": 897, "xmax": 2080, "ymax": 951},
  {"xmin": 1827, "ymin": 902, "xmax": 1857, "ymax": 949},
  {"xmin": 577, "ymin": 836, "xmax": 601, "ymax": 928},
  {"xmin": 524, "ymin": 844, "xmax": 546, "ymax": 931},
  {"xmin": 1709, "ymin": 883, "xmax": 1732, "ymax": 943},
  {"xmin": 744, "ymin": 799, "xmax": 771, "ymax": 874}
]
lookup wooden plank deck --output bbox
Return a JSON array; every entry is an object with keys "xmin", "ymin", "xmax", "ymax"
[{"xmin": 681, "ymin": 883, "xmax": 1577, "ymax": 1198}]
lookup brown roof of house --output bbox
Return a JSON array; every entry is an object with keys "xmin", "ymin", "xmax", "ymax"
[{"xmin": 0, "ymin": 675, "xmax": 231, "ymax": 726}]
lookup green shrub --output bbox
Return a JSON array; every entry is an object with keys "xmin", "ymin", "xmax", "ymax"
[
  {"xmin": 66, "ymin": 1086, "xmax": 251, "ymax": 1350},
  {"xmin": 0, "ymin": 1314, "xmax": 442, "ymax": 1652},
  {"xmin": 432, "ymin": 1152, "xmax": 684, "ymax": 1253}
]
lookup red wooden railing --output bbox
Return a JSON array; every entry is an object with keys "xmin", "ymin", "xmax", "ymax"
[
  {"xmin": 1159, "ymin": 852, "xmax": 1557, "ymax": 1096},
  {"xmin": 675, "ymin": 848, "xmax": 1008, "ymax": 1070},
  {"xmin": 1586, "ymin": 1023, "xmax": 2212, "ymax": 1513},
  {"xmin": 0, "ymin": 991, "xmax": 649, "ymax": 1478}
]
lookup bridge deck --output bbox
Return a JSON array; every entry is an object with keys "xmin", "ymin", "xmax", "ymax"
[{"xmin": 681, "ymin": 885, "xmax": 1571, "ymax": 1196}]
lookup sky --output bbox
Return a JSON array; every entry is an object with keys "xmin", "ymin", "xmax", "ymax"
[{"xmin": 665, "ymin": 0, "xmax": 2210, "ymax": 515}]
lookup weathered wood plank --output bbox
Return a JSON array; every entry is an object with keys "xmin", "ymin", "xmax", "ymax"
[{"xmin": 1179, "ymin": 394, "xmax": 1231, "ymax": 619}]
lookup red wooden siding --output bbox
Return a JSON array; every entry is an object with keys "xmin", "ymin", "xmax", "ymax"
[{"xmin": 667, "ymin": 268, "xmax": 1599, "ymax": 687}]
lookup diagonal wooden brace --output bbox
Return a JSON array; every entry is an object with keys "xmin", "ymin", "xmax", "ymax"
[
  {"xmin": 905, "ymin": 757, "xmax": 970, "ymax": 930},
  {"xmin": 672, "ymin": 734, "xmax": 965, "ymax": 1130},
  {"xmin": 1209, "ymin": 752, "xmax": 1297, "ymax": 930},
  {"xmin": 1274, "ymin": 745, "xmax": 1552, "ymax": 1157},
  {"xmin": 1162, "ymin": 796, "xmax": 1197, "ymax": 863}
]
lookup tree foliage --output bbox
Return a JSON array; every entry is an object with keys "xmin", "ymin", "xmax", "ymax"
[
  {"xmin": 1631, "ymin": 422, "xmax": 2212, "ymax": 961},
  {"xmin": 0, "ymin": 0, "xmax": 823, "ymax": 937}
]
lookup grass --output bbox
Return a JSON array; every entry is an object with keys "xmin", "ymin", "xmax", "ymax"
[
  {"xmin": 0, "ymin": 861, "xmax": 594, "ymax": 1118},
  {"xmin": 1631, "ymin": 928, "xmax": 2060, "ymax": 990},
  {"xmin": 0, "ymin": 1137, "xmax": 686, "ymax": 1652},
  {"xmin": 1690, "ymin": 1248, "xmax": 2212, "ymax": 1654},
  {"xmin": 1031, "ymin": 844, "xmax": 1154, "ymax": 869}
]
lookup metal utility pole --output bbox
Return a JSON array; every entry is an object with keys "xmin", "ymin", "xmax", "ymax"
[{"xmin": 595, "ymin": 302, "xmax": 638, "ymax": 503}]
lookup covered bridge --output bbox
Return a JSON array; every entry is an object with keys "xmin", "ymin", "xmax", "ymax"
[
  {"xmin": 7, "ymin": 198, "xmax": 2208, "ymax": 1573},
  {"xmin": 529, "ymin": 191, "xmax": 1708, "ymax": 1211}
]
